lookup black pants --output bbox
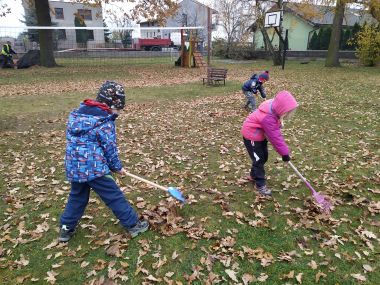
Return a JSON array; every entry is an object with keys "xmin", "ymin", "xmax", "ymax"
[{"xmin": 243, "ymin": 138, "xmax": 268, "ymax": 187}]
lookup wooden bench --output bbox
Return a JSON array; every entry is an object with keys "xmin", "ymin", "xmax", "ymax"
[{"xmin": 203, "ymin": 68, "xmax": 228, "ymax": 86}]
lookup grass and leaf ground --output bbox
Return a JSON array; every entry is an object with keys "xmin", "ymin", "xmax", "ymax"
[{"xmin": 0, "ymin": 59, "xmax": 379, "ymax": 285}]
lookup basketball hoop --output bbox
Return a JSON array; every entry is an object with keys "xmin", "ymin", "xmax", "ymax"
[
  {"xmin": 264, "ymin": 11, "xmax": 281, "ymax": 28},
  {"xmin": 264, "ymin": 10, "xmax": 288, "ymax": 71}
]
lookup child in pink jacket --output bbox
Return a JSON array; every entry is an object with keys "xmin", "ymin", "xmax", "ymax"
[{"xmin": 241, "ymin": 90, "xmax": 298, "ymax": 195}]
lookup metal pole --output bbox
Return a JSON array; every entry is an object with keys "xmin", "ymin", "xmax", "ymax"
[
  {"xmin": 207, "ymin": 7, "xmax": 211, "ymax": 66},
  {"xmin": 181, "ymin": 28, "xmax": 184, "ymax": 67},
  {"xmin": 282, "ymin": 29, "xmax": 288, "ymax": 70}
]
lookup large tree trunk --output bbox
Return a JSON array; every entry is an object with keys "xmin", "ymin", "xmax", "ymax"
[
  {"xmin": 276, "ymin": 0, "xmax": 284, "ymax": 65},
  {"xmin": 325, "ymin": 0, "xmax": 345, "ymax": 67},
  {"xmin": 261, "ymin": 28, "xmax": 282, "ymax": 65},
  {"xmin": 35, "ymin": 0, "xmax": 57, "ymax": 67}
]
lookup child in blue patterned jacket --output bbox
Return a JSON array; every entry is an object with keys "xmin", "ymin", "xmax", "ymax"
[
  {"xmin": 59, "ymin": 81, "xmax": 149, "ymax": 242},
  {"xmin": 242, "ymin": 71, "xmax": 269, "ymax": 112}
]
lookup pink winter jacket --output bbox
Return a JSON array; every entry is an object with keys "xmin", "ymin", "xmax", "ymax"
[{"xmin": 241, "ymin": 91, "xmax": 298, "ymax": 156}]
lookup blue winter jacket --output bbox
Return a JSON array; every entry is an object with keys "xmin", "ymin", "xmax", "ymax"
[
  {"xmin": 242, "ymin": 74, "xmax": 266, "ymax": 98},
  {"xmin": 65, "ymin": 104, "xmax": 123, "ymax": 182}
]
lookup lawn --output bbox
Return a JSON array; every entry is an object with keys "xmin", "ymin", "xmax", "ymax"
[{"xmin": 0, "ymin": 59, "xmax": 379, "ymax": 285}]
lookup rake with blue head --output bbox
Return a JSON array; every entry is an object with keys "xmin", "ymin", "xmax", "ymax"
[{"xmin": 124, "ymin": 171, "xmax": 186, "ymax": 203}]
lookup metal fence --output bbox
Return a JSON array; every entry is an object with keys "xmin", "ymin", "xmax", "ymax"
[{"xmin": 0, "ymin": 26, "xmax": 207, "ymax": 66}]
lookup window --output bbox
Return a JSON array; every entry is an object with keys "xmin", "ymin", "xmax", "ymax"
[
  {"xmin": 55, "ymin": 8, "xmax": 64, "ymax": 19},
  {"xmin": 182, "ymin": 13, "xmax": 187, "ymax": 26},
  {"xmin": 57, "ymin": 29, "xmax": 66, "ymax": 40},
  {"xmin": 87, "ymin": 30, "xmax": 94, "ymax": 40},
  {"xmin": 77, "ymin": 9, "xmax": 92, "ymax": 20}
]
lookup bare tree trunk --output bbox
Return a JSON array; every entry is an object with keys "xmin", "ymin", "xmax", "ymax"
[
  {"xmin": 261, "ymin": 28, "xmax": 281, "ymax": 65},
  {"xmin": 226, "ymin": 36, "xmax": 233, "ymax": 58},
  {"xmin": 325, "ymin": 0, "xmax": 345, "ymax": 67},
  {"xmin": 276, "ymin": 0, "xmax": 284, "ymax": 65},
  {"xmin": 35, "ymin": 0, "xmax": 57, "ymax": 67}
]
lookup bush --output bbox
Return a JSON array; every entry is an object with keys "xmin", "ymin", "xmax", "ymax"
[
  {"xmin": 309, "ymin": 31, "xmax": 319, "ymax": 50},
  {"xmin": 212, "ymin": 38, "xmax": 258, "ymax": 60},
  {"xmin": 228, "ymin": 43, "xmax": 257, "ymax": 59},
  {"xmin": 354, "ymin": 24, "xmax": 380, "ymax": 66},
  {"xmin": 212, "ymin": 38, "xmax": 228, "ymax": 58}
]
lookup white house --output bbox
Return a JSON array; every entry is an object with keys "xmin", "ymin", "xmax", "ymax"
[
  {"xmin": 49, "ymin": 0, "xmax": 105, "ymax": 49},
  {"xmin": 139, "ymin": 0, "xmax": 217, "ymax": 49}
]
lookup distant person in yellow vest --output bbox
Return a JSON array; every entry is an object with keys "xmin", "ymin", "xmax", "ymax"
[{"xmin": 1, "ymin": 41, "xmax": 17, "ymax": 68}]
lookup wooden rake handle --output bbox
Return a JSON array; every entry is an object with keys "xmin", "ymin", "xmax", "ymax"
[
  {"xmin": 124, "ymin": 171, "xmax": 168, "ymax": 192},
  {"xmin": 288, "ymin": 161, "xmax": 318, "ymax": 195},
  {"xmin": 288, "ymin": 161, "xmax": 307, "ymax": 183}
]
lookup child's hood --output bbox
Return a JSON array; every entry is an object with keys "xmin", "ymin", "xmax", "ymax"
[
  {"xmin": 250, "ymin": 74, "xmax": 258, "ymax": 80},
  {"xmin": 67, "ymin": 105, "xmax": 113, "ymax": 136},
  {"xmin": 271, "ymin": 91, "xmax": 298, "ymax": 117}
]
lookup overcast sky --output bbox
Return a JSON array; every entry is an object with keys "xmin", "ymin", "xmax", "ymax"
[{"xmin": 0, "ymin": 0, "xmax": 214, "ymax": 27}]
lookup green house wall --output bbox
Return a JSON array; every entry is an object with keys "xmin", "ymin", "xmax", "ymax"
[{"xmin": 254, "ymin": 13, "xmax": 315, "ymax": 51}]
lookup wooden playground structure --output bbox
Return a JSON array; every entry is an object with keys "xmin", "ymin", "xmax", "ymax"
[{"xmin": 175, "ymin": 30, "xmax": 207, "ymax": 68}]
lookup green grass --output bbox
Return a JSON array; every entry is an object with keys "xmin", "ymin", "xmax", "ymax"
[{"xmin": 0, "ymin": 59, "xmax": 379, "ymax": 284}]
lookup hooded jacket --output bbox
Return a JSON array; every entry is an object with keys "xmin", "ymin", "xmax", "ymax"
[
  {"xmin": 242, "ymin": 74, "xmax": 266, "ymax": 98},
  {"xmin": 241, "ymin": 91, "xmax": 298, "ymax": 156},
  {"xmin": 1, "ymin": 44, "xmax": 16, "ymax": 57},
  {"xmin": 65, "ymin": 102, "xmax": 122, "ymax": 182}
]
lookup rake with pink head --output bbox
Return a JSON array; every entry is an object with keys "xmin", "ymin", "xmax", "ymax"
[{"xmin": 287, "ymin": 161, "xmax": 331, "ymax": 213}]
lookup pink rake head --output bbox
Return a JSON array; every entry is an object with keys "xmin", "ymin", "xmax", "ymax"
[
  {"xmin": 305, "ymin": 181, "xmax": 332, "ymax": 214},
  {"xmin": 289, "ymin": 162, "xmax": 332, "ymax": 214}
]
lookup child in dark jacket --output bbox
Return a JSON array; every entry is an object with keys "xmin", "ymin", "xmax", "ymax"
[
  {"xmin": 242, "ymin": 71, "xmax": 269, "ymax": 112},
  {"xmin": 59, "ymin": 81, "xmax": 149, "ymax": 242},
  {"xmin": 241, "ymin": 90, "xmax": 298, "ymax": 196}
]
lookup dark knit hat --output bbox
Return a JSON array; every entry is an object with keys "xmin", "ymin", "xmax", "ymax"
[
  {"xmin": 259, "ymin": 71, "xmax": 269, "ymax": 81},
  {"xmin": 96, "ymin": 81, "xmax": 126, "ymax": 109}
]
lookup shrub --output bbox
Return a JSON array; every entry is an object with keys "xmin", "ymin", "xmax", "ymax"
[
  {"xmin": 212, "ymin": 38, "xmax": 228, "ymax": 58},
  {"xmin": 212, "ymin": 38, "xmax": 257, "ymax": 60},
  {"xmin": 354, "ymin": 24, "xmax": 380, "ymax": 66}
]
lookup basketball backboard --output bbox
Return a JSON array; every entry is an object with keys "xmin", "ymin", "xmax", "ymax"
[{"xmin": 264, "ymin": 11, "xmax": 282, "ymax": 28}]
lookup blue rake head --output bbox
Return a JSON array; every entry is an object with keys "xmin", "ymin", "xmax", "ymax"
[{"xmin": 167, "ymin": 187, "xmax": 186, "ymax": 203}]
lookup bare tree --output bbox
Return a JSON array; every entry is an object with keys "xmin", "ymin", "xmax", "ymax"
[
  {"xmin": 108, "ymin": 13, "xmax": 133, "ymax": 47},
  {"xmin": 216, "ymin": 0, "xmax": 254, "ymax": 58},
  {"xmin": 253, "ymin": 0, "xmax": 283, "ymax": 65},
  {"xmin": 0, "ymin": 2, "xmax": 10, "ymax": 17}
]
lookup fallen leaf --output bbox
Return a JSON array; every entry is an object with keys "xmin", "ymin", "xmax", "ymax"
[
  {"xmin": 16, "ymin": 274, "xmax": 30, "ymax": 284},
  {"xmin": 120, "ymin": 261, "xmax": 129, "ymax": 268},
  {"xmin": 315, "ymin": 271, "xmax": 327, "ymax": 283},
  {"xmin": 308, "ymin": 260, "xmax": 318, "ymax": 270},
  {"xmin": 172, "ymin": 251, "xmax": 179, "ymax": 260},
  {"xmin": 146, "ymin": 274, "xmax": 162, "ymax": 282},
  {"xmin": 106, "ymin": 244, "xmax": 121, "ymax": 257},
  {"xmin": 80, "ymin": 261, "xmax": 90, "ymax": 268},
  {"xmin": 296, "ymin": 272, "xmax": 303, "ymax": 284},
  {"xmin": 257, "ymin": 273, "xmax": 268, "ymax": 282},
  {"xmin": 44, "ymin": 271, "xmax": 58, "ymax": 284},
  {"xmin": 242, "ymin": 273, "xmax": 256, "ymax": 285},
  {"xmin": 351, "ymin": 273, "xmax": 366, "ymax": 282},
  {"xmin": 225, "ymin": 269, "xmax": 238, "ymax": 282},
  {"xmin": 282, "ymin": 270, "xmax": 294, "ymax": 280},
  {"xmin": 363, "ymin": 264, "xmax": 373, "ymax": 272}
]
